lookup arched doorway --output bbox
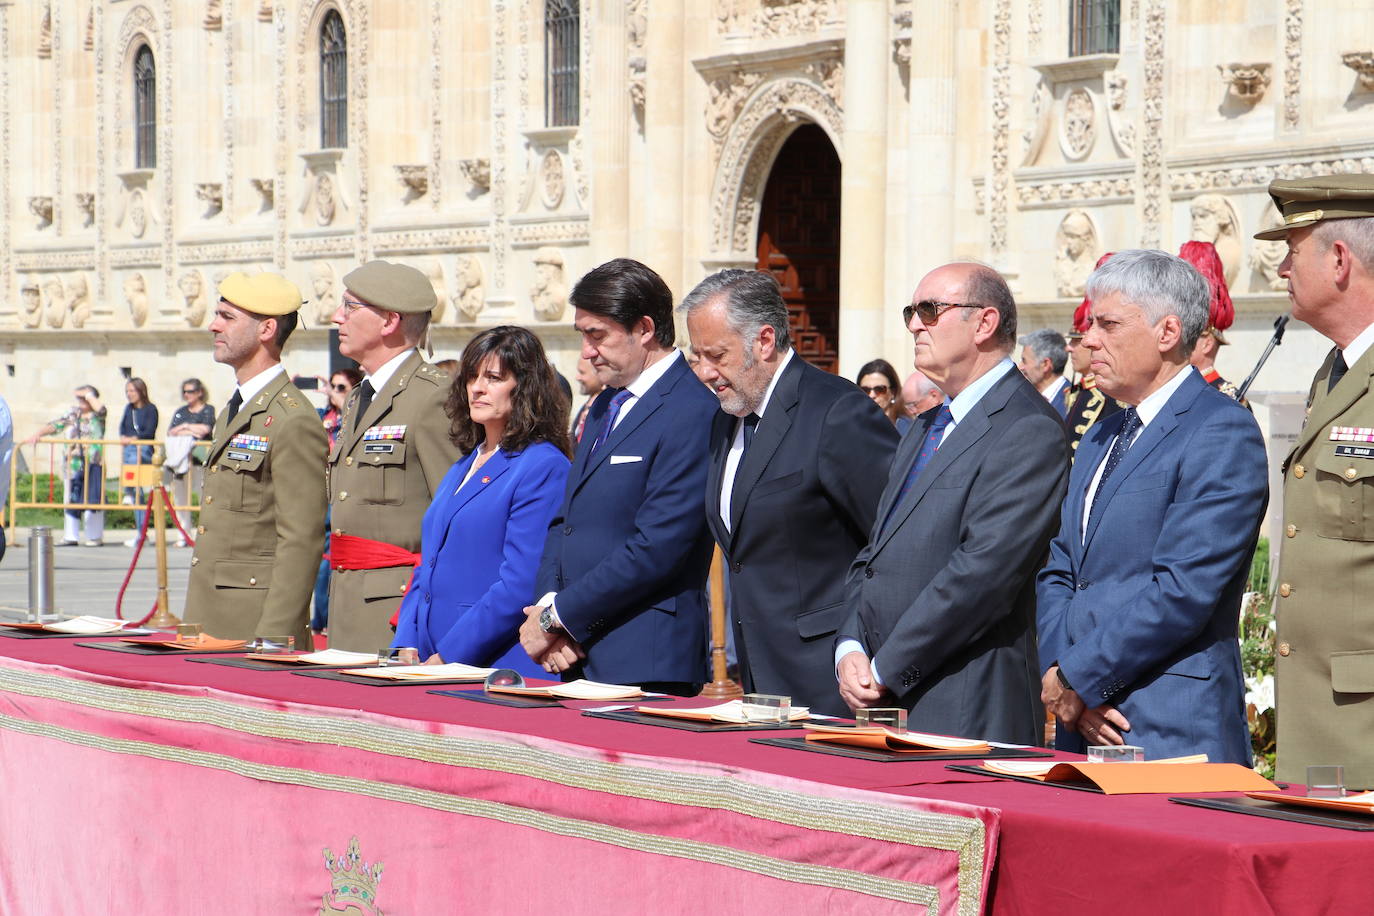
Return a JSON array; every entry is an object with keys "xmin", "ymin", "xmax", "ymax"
[{"xmin": 755, "ymin": 124, "xmax": 841, "ymax": 373}]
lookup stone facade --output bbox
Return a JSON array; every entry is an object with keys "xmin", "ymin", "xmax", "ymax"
[{"xmin": 0, "ymin": 0, "xmax": 1368, "ymax": 483}]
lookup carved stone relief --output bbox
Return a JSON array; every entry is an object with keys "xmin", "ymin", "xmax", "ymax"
[
  {"xmin": 29, "ymin": 197, "xmax": 54, "ymax": 230},
  {"xmin": 1054, "ymin": 210, "xmax": 1099, "ymax": 298},
  {"xmin": 456, "ymin": 255, "xmax": 485, "ymax": 322},
  {"xmin": 1104, "ymin": 71, "xmax": 1134, "ymax": 155},
  {"xmin": 309, "ymin": 261, "xmax": 337, "ymax": 324},
  {"xmin": 196, "ymin": 183, "xmax": 223, "ymax": 218},
  {"xmin": 1022, "ymin": 78, "xmax": 1051, "ymax": 165},
  {"xmin": 1250, "ymin": 207, "xmax": 1288, "ymax": 292},
  {"xmin": 38, "ymin": 5, "xmax": 52, "ymax": 59},
  {"xmin": 989, "ymin": 0, "xmax": 1011, "ymax": 258},
  {"xmin": 459, "ymin": 158, "xmax": 491, "ymax": 194},
  {"xmin": 1188, "ymin": 193, "xmax": 1242, "ymax": 286},
  {"xmin": 706, "ymin": 72, "xmax": 763, "ymax": 154},
  {"xmin": 1342, "ymin": 52, "xmax": 1374, "ymax": 91},
  {"xmin": 421, "ymin": 259, "xmax": 447, "ymax": 324},
  {"xmin": 715, "ymin": 0, "xmax": 743, "ymax": 33},
  {"xmin": 123, "ymin": 272, "xmax": 150, "ymax": 327},
  {"xmin": 19, "ymin": 279, "xmax": 43, "ymax": 329},
  {"xmin": 1060, "ymin": 88, "xmax": 1095, "ymax": 161},
  {"xmin": 753, "ymin": 0, "xmax": 836, "ymax": 38},
  {"xmin": 395, "ymin": 165, "xmax": 430, "ymax": 204},
  {"xmin": 178, "ymin": 270, "xmax": 208, "ymax": 327},
  {"xmin": 1283, "ymin": 0, "xmax": 1302, "ymax": 130},
  {"xmin": 1219, "ymin": 63, "xmax": 1271, "ymax": 104},
  {"xmin": 1138, "ymin": 0, "xmax": 1166, "ymax": 248},
  {"xmin": 250, "ymin": 178, "xmax": 275, "ymax": 213},
  {"xmin": 204, "ymin": 0, "xmax": 223, "ymax": 30},
  {"xmin": 258, "ymin": 0, "xmax": 273, "ymax": 22},
  {"xmin": 67, "ymin": 273, "xmax": 91, "ymax": 328},
  {"xmin": 42, "ymin": 275, "xmax": 66, "ymax": 329},
  {"xmin": 540, "ymin": 150, "xmax": 566, "ymax": 209},
  {"xmin": 128, "ymin": 189, "xmax": 149, "ymax": 238},
  {"xmin": 75, "ymin": 193, "xmax": 95, "ymax": 228},
  {"xmin": 628, "ymin": 0, "xmax": 646, "ymax": 120},
  {"xmin": 530, "ymin": 247, "xmax": 568, "ymax": 322}
]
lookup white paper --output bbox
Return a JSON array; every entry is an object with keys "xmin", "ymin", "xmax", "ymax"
[
  {"xmin": 296, "ymin": 648, "xmax": 380, "ymax": 666},
  {"xmin": 43, "ymin": 616, "xmax": 136, "ymax": 635},
  {"xmin": 344, "ymin": 662, "xmax": 496, "ymax": 680}
]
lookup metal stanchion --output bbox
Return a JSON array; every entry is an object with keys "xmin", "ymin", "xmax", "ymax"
[
  {"xmin": 27, "ymin": 527, "xmax": 56, "ymax": 622},
  {"xmin": 145, "ymin": 488, "xmax": 179, "ymax": 630}
]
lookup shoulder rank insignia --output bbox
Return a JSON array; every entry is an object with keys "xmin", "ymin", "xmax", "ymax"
[
  {"xmin": 1330, "ymin": 426, "xmax": 1374, "ymax": 442},
  {"xmin": 363, "ymin": 424, "xmax": 406, "ymax": 441},
  {"xmin": 229, "ymin": 433, "xmax": 269, "ymax": 451}
]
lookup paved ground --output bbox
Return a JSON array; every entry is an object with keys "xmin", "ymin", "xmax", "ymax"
[{"xmin": 0, "ymin": 528, "xmax": 192, "ymax": 623}]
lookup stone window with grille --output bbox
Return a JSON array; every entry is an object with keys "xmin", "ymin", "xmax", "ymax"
[
  {"xmin": 320, "ymin": 9, "xmax": 347, "ymax": 149},
  {"xmin": 1069, "ymin": 0, "xmax": 1119, "ymax": 56},
  {"xmin": 134, "ymin": 45, "xmax": 156, "ymax": 169},
  {"xmin": 544, "ymin": 0, "xmax": 579, "ymax": 127}
]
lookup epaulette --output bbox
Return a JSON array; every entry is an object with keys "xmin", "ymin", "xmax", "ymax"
[{"xmin": 413, "ymin": 364, "xmax": 446, "ymax": 385}]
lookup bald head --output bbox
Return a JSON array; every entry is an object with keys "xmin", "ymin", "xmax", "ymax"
[{"xmin": 901, "ymin": 370, "xmax": 942, "ymax": 417}]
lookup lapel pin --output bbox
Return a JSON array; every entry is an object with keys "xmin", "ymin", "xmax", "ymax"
[{"xmin": 480, "ymin": 475, "xmax": 491, "ymax": 484}]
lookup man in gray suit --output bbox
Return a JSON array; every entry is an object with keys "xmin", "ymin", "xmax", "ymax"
[{"xmin": 835, "ymin": 262, "xmax": 1070, "ymax": 744}]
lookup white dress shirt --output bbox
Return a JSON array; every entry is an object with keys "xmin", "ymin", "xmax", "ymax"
[
  {"xmin": 362, "ymin": 348, "xmax": 415, "ymax": 396},
  {"xmin": 719, "ymin": 348, "xmax": 794, "ymax": 533},
  {"xmin": 230, "ymin": 364, "xmax": 286, "ymax": 415}
]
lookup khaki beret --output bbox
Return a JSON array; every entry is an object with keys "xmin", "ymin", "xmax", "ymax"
[
  {"xmin": 217, "ymin": 271, "xmax": 302, "ymax": 316},
  {"xmin": 1255, "ymin": 173, "xmax": 1374, "ymax": 240},
  {"xmin": 343, "ymin": 260, "xmax": 437, "ymax": 314}
]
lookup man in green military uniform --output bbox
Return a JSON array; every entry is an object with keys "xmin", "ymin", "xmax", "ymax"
[
  {"xmin": 183, "ymin": 272, "xmax": 327, "ymax": 647},
  {"xmin": 327, "ymin": 260, "xmax": 459, "ymax": 652},
  {"xmin": 1261, "ymin": 174, "xmax": 1374, "ymax": 787}
]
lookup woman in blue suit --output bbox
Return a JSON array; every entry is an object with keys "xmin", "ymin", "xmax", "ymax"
[{"xmin": 393, "ymin": 326, "xmax": 571, "ymax": 676}]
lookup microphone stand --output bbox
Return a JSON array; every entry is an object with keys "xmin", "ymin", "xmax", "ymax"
[{"xmin": 1236, "ymin": 313, "xmax": 1290, "ymax": 402}]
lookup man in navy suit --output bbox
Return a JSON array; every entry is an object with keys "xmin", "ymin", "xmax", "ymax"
[
  {"xmin": 1017, "ymin": 328, "xmax": 1071, "ymax": 418},
  {"xmin": 520, "ymin": 259, "xmax": 717, "ymax": 694},
  {"xmin": 1037, "ymin": 249, "xmax": 1268, "ymax": 763},
  {"xmin": 683, "ymin": 269, "xmax": 898, "ymax": 716}
]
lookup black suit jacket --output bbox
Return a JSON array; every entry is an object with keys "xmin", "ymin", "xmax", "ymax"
[
  {"xmin": 706, "ymin": 355, "xmax": 899, "ymax": 715},
  {"xmin": 839, "ymin": 364, "xmax": 1069, "ymax": 744}
]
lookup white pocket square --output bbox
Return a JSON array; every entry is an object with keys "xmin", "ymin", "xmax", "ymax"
[{"xmin": 609, "ymin": 455, "xmax": 643, "ymax": 464}]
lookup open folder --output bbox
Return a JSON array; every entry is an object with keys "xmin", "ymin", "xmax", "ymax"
[
  {"xmin": 636, "ymin": 700, "xmax": 810, "ymax": 724},
  {"xmin": 342, "ymin": 663, "xmax": 495, "ymax": 681},
  {"xmin": 3, "ymin": 616, "xmax": 138, "ymax": 635},
  {"xmin": 980, "ymin": 755, "xmax": 1278, "ymax": 794},
  {"xmin": 803, "ymin": 723, "xmax": 991, "ymax": 752},
  {"xmin": 244, "ymin": 648, "xmax": 379, "ymax": 666},
  {"xmin": 124, "ymin": 635, "xmax": 247, "ymax": 651},
  {"xmin": 1245, "ymin": 790, "xmax": 1374, "ymax": 816},
  {"xmin": 487, "ymin": 679, "xmax": 645, "ymax": 701}
]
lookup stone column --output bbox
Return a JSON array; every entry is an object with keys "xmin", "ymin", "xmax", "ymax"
[
  {"xmin": 907, "ymin": 0, "xmax": 957, "ymax": 281},
  {"xmin": 642, "ymin": 0, "xmax": 685, "ymax": 299},
  {"xmin": 838, "ymin": 0, "xmax": 889, "ymax": 377},
  {"xmin": 590, "ymin": 0, "xmax": 631, "ymax": 260}
]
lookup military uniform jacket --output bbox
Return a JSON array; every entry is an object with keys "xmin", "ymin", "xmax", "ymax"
[
  {"xmin": 183, "ymin": 372, "xmax": 327, "ymax": 647},
  {"xmin": 1064, "ymin": 378, "xmax": 1122, "ymax": 459},
  {"xmin": 1277, "ymin": 344, "xmax": 1374, "ymax": 787},
  {"xmin": 327, "ymin": 351, "xmax": 458, "ymax": 652}
]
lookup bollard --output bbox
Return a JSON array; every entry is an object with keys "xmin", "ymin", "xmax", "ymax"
[{"xmin": 27, "ymin": 527, "xmax": 56, "ymax": 622}]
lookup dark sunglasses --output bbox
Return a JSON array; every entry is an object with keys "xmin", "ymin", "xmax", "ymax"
[
  {"xmin": 903, "ymin": 300, "xmax": 984, "ymax": 327},
  {"xmin": 332, "ymin": 383, "xmax": 350, "ymax": 392},
  {"xmin": 181, "ymin": 388, "xmax": 198, "ymax": 395},
  {"xmin": 859, "ymin": 385, "xmax": 890, "ymax": 396}
]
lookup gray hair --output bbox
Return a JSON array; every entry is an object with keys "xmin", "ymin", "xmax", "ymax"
[
  {"xmin": 1313, "ymin": 216, "xmax": 1374, "ymax": 269},
  {"xmin": 961, "ymin": 263, "xmax": 1018, "ymax": 348},
  {"xmin": 1019, "ymin": 328, "xmax": 1068, "ymax": 374},
  {"xmin": 678, "ymin": 269, "xmax": 792, "ymax": 351},
  {"xmin": 1084, "ymin": 248, "xmax": 1210, "ymax": 355}
]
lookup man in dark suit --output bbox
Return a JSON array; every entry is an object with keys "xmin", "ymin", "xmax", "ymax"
[
  {"xmin": 835, "ymin": 263, "xmax": 1069, "ymax": 745},
  {"xmin": 1038, "ymin": 249, "xmax": 1268, "ymax": 763},
  {"xmin": 519, "ymin": 259, "xmax": 718, "ymax": 694},
  {"xmin": 682, "ymin": 270, "xmax": 898, "ymax": 715},
  {"xmin": 1018, "ymin": 328, "xmax": 1071, "ymax": 418}
]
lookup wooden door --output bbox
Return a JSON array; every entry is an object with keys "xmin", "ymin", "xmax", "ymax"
[{"xmin": 755, "ymin": 124, "xmax": 842, "ymax": 373}]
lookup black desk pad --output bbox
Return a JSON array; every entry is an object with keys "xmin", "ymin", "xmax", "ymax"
[
  {"xmin": 1170, "ymin": 796, "xmax": 1374, "ymax": 832},
  {"xmin": 76, "ymin": 640, "xmax": 246, "ymax": 656},
  {"xmin": 943, "ymin": 762, "xmax": 1102, "ymax": 791},
  {"xmin": 186, "ymin": 657, "xmax": 368, "ymax": 673},
  {"xmin": 429, "ymin": 689, "xmax": 680, "ymax": 710},
  {"xmin": 745, "ymin": 737, "xmax": 1053, "ymax": 764},
  {"xmin": 291, "ymin": 669, "xmax": 489, "ymax": 688},
  {"xmin": 0, "ymin": 628, "xmax": 147, "ymax": 640},
  {"xmin": 583, "ymin": 709, "xmax": 808, "ymax": 732}
]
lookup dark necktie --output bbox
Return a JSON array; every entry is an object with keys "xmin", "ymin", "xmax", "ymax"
[
  {"xmin": 354, "ymin": 380, "xmax": 375, "ymax": 425},
  {"xmin": 1089, "ymin": 407, "xmax": 1142, "ymax": 521},
  {"xmin": 740, "ymin": 412, "xmax": 760, "ymax": 455},
  {"xmin": 1329, "ymin": 351, "xmax": 1349, "ymax": 393},
  {"xmin": 883, "ymin": 404, "xmax": 954, "ymax": 528},
  {"xmin": 224, "ymin": 390, "xmax": 243, "ymax": 424},
  {"xmin": 588, "ymin": 389, "xmax": 633, "ymax": 456}
]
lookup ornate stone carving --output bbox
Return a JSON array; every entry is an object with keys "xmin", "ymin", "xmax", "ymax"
[
  {"xmin": 204, "ymin": 0, "xmax": 223, "ymax": 30},
  {"xmin": 29, "ymin": 197, "xmax": 54, "ymax": 230},
  {"xmin": 195, "ymin": 183, "xmax": 224, "ymax": 218},
  {"xmin": 1189, "ymin": 193, "xmax": 1242, "ymax": 286},
  {"xmin": 258, "ymin": 0, "xmax": 274, "ymax": 22},
  {"xmin": 299, "ymin": 151, "xmax": 350, "ymax": 227},
  {"xmin": 753, "ymin": 0, "xmax": 836, "ymax": 38},
  {"xmin": 706, "ymin": 72, "xmax": 763, "ymax": 149},
  {"xmin": 1054, "ymin": 210, "xmax": 1099, "ymax": 298},
  {"xmin": 989, "ymin": 0, "xmax": 1011, "ymax": 258},
  {"xmin": 1283, "ymin": 0, "xmax": 1302, "ymax": 131},
  {"xmin": 128, "ymin": 189, "xmax": 149, "ymax": 238},
  {"xmin": 250, "ymin": 178, "xmax": 275, "ymax": 213},
  {"xmin": 84, "ymin": 7, "xmax": 95, "ymax": 51},
  {"xmin": 368, "ymin": 226, "xmax": 490, "ymax": 254},
  {"xmin": 806, "ymin": 59, "xmax": 844, "ymax": 110},
  {"xmin": 38, "ymin": 5, "xmax": 52, "ymax": 59},
  {"xmin": 491, "ymin": 0, "xmax": 509, "ymax": 289},
  {"xmin": 1219, "ymin": 63, "xmax": 1271, "ymax": 104},
  {"xmin": 309, "ymin": 261, "xmax": 337, "ymax": 324},
  {"xmin": 1250, "ymin": 206, "xmax": 1288, "ymax": 292},
  {"xmin": 1342, "ymin": 52, "xmax": 1374, "ymax": 91},
  {"xmin": 459, "ymin": 158, "xmax": 491, "ymax": 194},
  {"xmin": 1105, "ymin": 71, "xmax": 1134, "ymax": 155},
  {"xmin": 1016, "ymin": 174, "xmax": 1134, "ymax": 207},
  {"xmin": 510, "ymin": 219, "xmax": 591, "ymax": 247},
  {"xmin": 530, "ymin": 247, "xmax": 568, "ymax": 322},
  {"xmin": 1138, "ymin": 0, "xmax": 1166, "ymax": 249},
  {"xmin": 178, "ymin": 270, "xmax": 208, "ymax": 327},
  {"xmin": 19, "ymin": 279, "xmax": 43, "ymax": 329},
  {"xmin": 395, "ymin": 165, "xmax": 430, "ymax": 203},
  {"xmin": 42, "ymin": 275, "xmax": 66, "ymax": 329},
  {"xmin": 891, "ymin": 1, "xmax": 912, "ymax": 80},
  {"xmin": 715, "ymin": 0, "xmax": 744, "ymax": 33},
  {"xmin": 1027, "ymin": 0, "xmax": 1042, "ymax": 56},
  {"xmin": 569, "ymin": 134, "xmax": 589, "ymax": 210},
  {"xmin": 315, "ymin": 174, "xmax": 336, "ymax": 225},
  {"xmin": 456, "ymin": 255, "xmax": 485, "ymax": 322},
  {"xmin": 75, "ymin": 193, "xmax": 95, "ymax": 228},
  {"xmin": 66, "ymin": 273, "xmax": 92, "ymax": 328},
  {"xmin": 1021, "ymin": 78, "xmax": 1050, "ymax": 165},
  {"xmin": 421, "ymin": 259, "xmax": 447, "ymax": 324},
  {"xmin": 1060, "ymin": 88, "xmax": 1096, "ymax": 160},
  {"xmin": 123, "ymin": 272, "xmax": 150, "ymax": 327},
  {"xmin": 1172, "ymin": 153, "xmax": 1374, "ymax": 193},
  {"xmin": 628, "ymin": 0, "xmax": 647, "ymax": 118},
  {"xmin": 540, "ymin": 150, "xmax": 566, "ymax": 209},
  {"xmin": 179, "ymin": 238, "xmax": 274, "ymax": 264}
]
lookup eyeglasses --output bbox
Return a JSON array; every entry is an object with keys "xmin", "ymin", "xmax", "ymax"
[
  {"xmin": 340, "ymin": 296, "xmax": 378, "ymax": 317},
  {"xmin": 903, "ymin": 300, "xmax": 985, "ymax": 327},
  {"xmin": 181, "ymin": 389, "xmax": 197, "ymax": 395},
  {"xmin": 859, "ymin": 385, "xmax": 890, "ymax": 396},
  {"xmin": 332, "ymin": 384, "xmax": 350, "ymax": 392}
]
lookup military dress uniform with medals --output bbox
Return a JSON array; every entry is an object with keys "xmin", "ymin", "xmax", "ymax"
[{"xmin": 326, "ymin": 263, "xmax": 459, "ymax": 652}]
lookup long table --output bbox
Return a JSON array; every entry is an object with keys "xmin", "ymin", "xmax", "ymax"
[{"xmin": 0, "ymin": 637, "xmax": 1367, "ymax": 914}]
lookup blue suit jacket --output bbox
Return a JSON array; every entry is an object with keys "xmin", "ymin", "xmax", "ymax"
[
  {"xmin": 1048, "ymin": 381, "xmax": 1069, "ymax": 419},
  {"xmin": 1037, "ymin": 370, "xmax": 1268, "ymax": 763},
  {"xmin": 393, "ymin": 441, "xmax": 570, "ymax": 677},
  {"xmin": 535, "ymin": 353, "xmax": 717, "ymax": 686}
]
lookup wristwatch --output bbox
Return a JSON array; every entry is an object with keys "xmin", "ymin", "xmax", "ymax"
[{"xmin": 539, "ymin": 606, "xmax": 559, "ymax": 634}]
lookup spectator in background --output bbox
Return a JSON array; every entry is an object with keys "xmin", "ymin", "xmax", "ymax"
[
  {"xmin": 570, "ymin": 356, "xmax": 603, "ymax": 442},
  {"xmin": 1018, "ymin": 329, "xmax": 1071, "ymax": 418},
  {"xmin": 898, "ymin": 370, "xmax": 943, "ymax": 434},
  {"xmin": 856, "ymin": 358, "xmax": 903, "ymax": 425},
  {"xmin": 163, "ymin": 378, "xmax": 215, "ymax": 547},
  {"xmin": 312, "ymin": 367, "xmax": 363, "ymax": 634},
  {"xmin": 27, "ymin": 385, "xmax": 107, "ymax": 546},
  {"xmin": 120, "ymin": 377, "xmax": 159, "ymax": 546}
]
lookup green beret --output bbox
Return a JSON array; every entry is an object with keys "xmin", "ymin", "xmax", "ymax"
[
  {"xmin": 1255, "ymin": 173, "xmax": 1374, "ymax": 240},
  {"xmin": 217, "ymin": 271, "xmax": 303, "ymax": 316},
  {"xmin": 342, "ymin": 260, "xmax": 437, "ymax": 314}
]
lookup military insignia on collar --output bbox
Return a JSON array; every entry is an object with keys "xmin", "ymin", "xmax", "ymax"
[
  {"xmin": 264, "ymin": 416, "xmax": 274, "ymax": 427},
  {"xmin": 1330, "ymin": 426, "xmax": 1374, "ymax": 442},
  {"xmin": 229, "ymin": 433, "xmax": 269, "ymax": 451},
  {"xmin": 363, "ymin": 424, "xmax": 406, "ymax": 441}
]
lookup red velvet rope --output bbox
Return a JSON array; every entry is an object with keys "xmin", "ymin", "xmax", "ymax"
[{"xmin": 114, "ymin": 487, "xmax": 197, "ymax": 627}]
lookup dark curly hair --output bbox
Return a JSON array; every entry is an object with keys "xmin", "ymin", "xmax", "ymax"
[{"xmin": 445, "ymin": 326, "xmax": 571, "ymax": 457}]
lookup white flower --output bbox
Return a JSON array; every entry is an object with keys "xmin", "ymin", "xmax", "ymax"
[{"xmin": 1246, "ymin": 673, "xmax": 1275, "ymax": 714}]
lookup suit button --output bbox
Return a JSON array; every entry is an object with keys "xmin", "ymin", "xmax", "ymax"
[
  {"xmin": 1347, "ymin": 467, "xmax": 1359, "ymax": 480},
  {"xmin": 865, "ymin": 567, "xmax": 874, "ymax": 579},
  {"xmin": 1294, "ymin": 464, "xmax": 1306, "ymax": 479},
  {"xmin": 1077, "ymin": 580, "xmax": 1089, "ymax": 590},
  {"xmin": 191, "ymin": 557, "xmax": 199, "ymax": 566},
  {"xmin": 1279, "ymin": 582, "xmax": 1292, "ymax": 597},
  {"xmin": 563, "ymin": 526, "xmax": 573, "ymax": 535},
  {"xmin": 732, "ymin": 561, "xmax": 742, "ymax": 574},
  {"xmin": 248, "ymin": 577, "xmax": 257, "ymax": 586},
  {"xmin": 210, "ymin": 466, "xmax": 219, "ymax": 474},
  {"xmin": 345, "ymin": 456, "xmax": 353, "ymax": 466},
  {"xmin": 1286, "ymin": 524, "xmax": 1297, "ymax": 538},
  {"xmin": 1278, "ymin": 642, "xmax": 1291, "ymax": 657},
  {"xmin": 197, "ymin": 525, "xmax": 205, "ymax": 534}
]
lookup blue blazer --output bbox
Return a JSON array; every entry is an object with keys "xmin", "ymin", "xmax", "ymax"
[
  {"xmin": 535, "ymin": 353, "xmax": 718, "ymax": 686},
  {"xmin": 393, "ymin": 441, "xmax": 570, "ymax": 677},
  {"xmin": 1037, "ymin": 370, "xmax": 1268, "ymax": 763}
]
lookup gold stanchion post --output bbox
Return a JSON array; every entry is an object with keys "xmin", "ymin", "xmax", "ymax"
[
  {"xmin": 699, "ymin": 545, "xmax": 742, "ymax": 699},
  {"xmin": 145, "ymin": 487, "xmax": 180, "ymax": 629}
]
